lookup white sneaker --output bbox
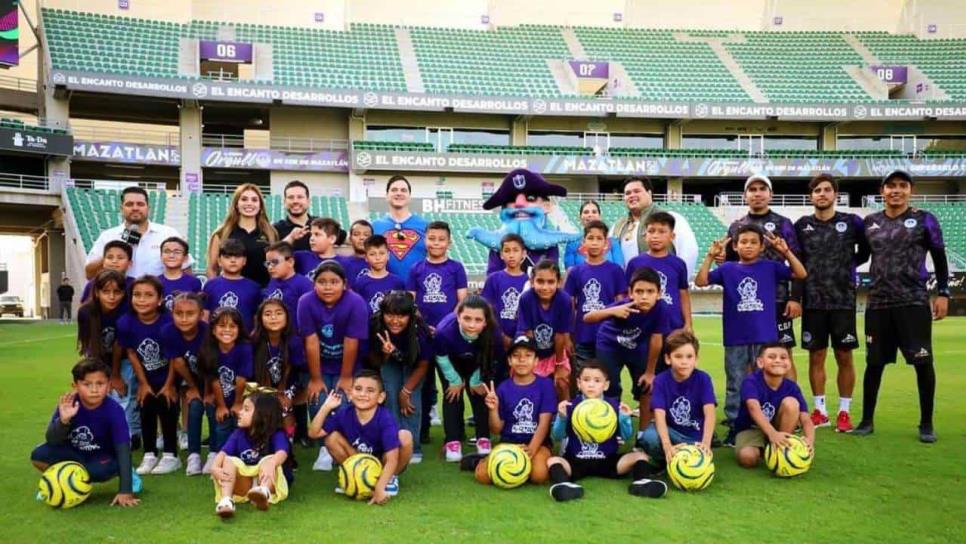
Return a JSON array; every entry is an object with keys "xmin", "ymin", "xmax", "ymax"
[
  {"xmin": 178, "ymin": 431, "xmax": 188, "ymax": 451},
  {"xmin": 385, "ymin": 475, "xmax": 399, "ymax": 496},
  {"xmin": 313, "ymin": 446, "xmax": 333, "ymax": 471},
  {"xmin": 476, "ymin": 437, "xmax": 492, "ymax": 455},
  {"xmin": 136, "ymin": 453, "xmax": 159, "ymax": 475},
  {"xmin": 185, "ymin": 453, "xmax": 203, "ymax": 476},
  {"xmin": 151, "ymin": 453, "xmax": 182, "ymax": 474},
  {"xmin": 445, "ymin": 441, "xmax": 462, "ymax": 462},
  {"xmin": 202, "ymin": 453, "xmax": 216, "ymax": 475},
  {"xmin": 429, "ymin": 406, "xmax": 442, "ymax": 426},
  {"xmin": 215, "ymin": 497, "xmax": 235, "ymax": 518},
  {"xmin": 410, "ymin": 453, "xmax": 423, "ymax": 464}
]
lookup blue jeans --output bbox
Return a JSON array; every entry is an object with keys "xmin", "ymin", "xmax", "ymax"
[
  {"xmin": 31, "ymin": 443, "xmax": 118, "ymax": 482},
  {"xmin": 307, "ymin": 373, "xmax": 350, "ymax": 421},
  {"xmin": 574, "ymin": 341, "xmax": 596, "ymax": 365},
  {"xmin": 210, "ymin": 414, "xmax": 236, "ymax": 453},
  {"xmin": 187, "ymin": 399, "xmax": 217, "ymax": 455},
  {"xmin": 380, "ymin": 363, "xmax": 424, "ymax": 454},
  {"xmin": 637, "ymin": 422, "xmax": 699, "ymax": 466},
  {"xmin": 109, "ymin": 358, "xmax": 141, "ymax": 438},
  {"xmin": 597, "ymin": 348, "xmax": 648, "ymax": 399},
  {"xmin": 724, "ymin": 344, "xmax": 761, "ymax": 425}
]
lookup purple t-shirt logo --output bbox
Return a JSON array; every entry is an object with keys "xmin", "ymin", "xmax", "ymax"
[
  {"xmin": 617, "ymin": 327, "xmax": 642, "ymax": 350},
  {"xmin": 578, "ymin": 439, "xmax": 604, "ymax": 459},
  {"xmin": 510, "ymin": 398, "xmax": 536, "ymax": 435},
  {"xmin": 737, "ymin": 277, "xmax": 764, "ymax": 312},
  {"xmin": 534, "ymin": 323, "xmax": 554, "ymax": 351},
  {"xmin": 219, "ymin": 291, "xmax": 239, "ymax": 308},
  {"xmin": 368, "ymin": 291, "xmax": 386, "ymax": 313},
  {"xmin": 240, "ymin": 449, "xmax": 259, "ymax": 464},
  {"xmin": 500, "ymin": 287, "xmax": 521, "ymax": 320},
  {"xmin": 581, "ymin": 279, "xmax": 605, "ymax": 312},
  {"xmin": 265, "ymin": 288, "xmax": 283, "ymax": 301},
  {"xmin": 219, "ymin": 366, "xmax": 236, "ymax": 397},
  {"xmin": 657, "ymin": 271, "xmax": 672, "ymax": 305},
  {"xmin": 761, "ymin": 401, "xmax": 776, "ymax": 420},
  {"xmin": 669, "ymin": 396, "xmax": 699, "ymax": 432},
  {"xmin": 422, "ymin": 273, "xmax": 446, "ymax": 303},
  {"xmin": 137, "ymin": 338, "xmax": 163, "ymax": 371},
  {"xmin": 70, "ymin": 426, "xmax": 97, "ymax": 451}
]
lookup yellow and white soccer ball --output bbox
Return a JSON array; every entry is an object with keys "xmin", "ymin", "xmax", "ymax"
[
  {"xmin": 38, "ymin": 461, "xmax": 92, "ymax": 509},
  {"xmin": 667, "ymin": 445, "xmax": 715, "ymax": 491},
  {"xmin": 764, "ymin": 435, "xmax": 814, "ymax": 477},
  {"xmin": 571, "ymin": 398, "xmax": 618, "ymax": 444},
  {"xmin": 338, "ymin": 453, "xmax": 383, "ymax": 500},
  {"xmin": 487, "ymin": 443, "xmax": 532, "ymax": 489}
]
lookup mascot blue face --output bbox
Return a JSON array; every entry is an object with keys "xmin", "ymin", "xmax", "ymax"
[{"xmin": 468, "ymin": 179, "xmax": 580, "ymax": 251}]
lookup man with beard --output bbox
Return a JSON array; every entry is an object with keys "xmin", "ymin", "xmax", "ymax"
[
  {"xmin": 468, "ymin": 169, "xmax": 581, "ymax": 275},
  {"xmin": 794, "ymin": 174, "xmax": 870, "ymax": 433},
  {"xmin": 273, "ymin": 180, "xmax": 316, "ymax": 252}
]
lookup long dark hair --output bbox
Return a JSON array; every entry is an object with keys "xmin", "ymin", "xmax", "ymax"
[
  {"xmin": 77, "ymin": 270, "xmax": 126, "ymax": 362},
  {"xmin": 251, "ymin": 298, "xmax": 292, "ymax": 387},
  {"xmin": 455, "ymin": 295, "xmax": 499, "ymax": 382},
  {"xmin": 129, "ymin": 275, "xmax": 164, "ymax": 318},
  {"xmin": 245, "ymin": 392, "xmax": 284, "ymax": 455},
  {"xmin": 369, "ymin": 291, "xmax": 430, "ymax": 369},
  {"xmin": 200, "ymin": 306, "xmax": 248, "ymax": 382}
]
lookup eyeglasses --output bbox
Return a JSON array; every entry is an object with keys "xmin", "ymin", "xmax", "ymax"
[
  {"xmin": 162, "ymin": 249, "xmax": 185, "ymax": 256},
  {"xmin": 264, "ymin": 258, "xmax": 285, "ymax": 268}
]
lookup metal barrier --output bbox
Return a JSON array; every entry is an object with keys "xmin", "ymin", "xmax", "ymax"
[
  {"xmin": 0, "ymin": 173, "xmax": 50, "ymax": 191},
  {"xmin": 716, "ymin": 192, "xmax": 850, "ymax": 207}
]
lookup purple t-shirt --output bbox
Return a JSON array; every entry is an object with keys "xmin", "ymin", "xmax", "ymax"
[
  {"xmin": 595, "ymin": 299, "xmax": 672, "ymax": 358},
  {"xmin": 406, "ymin": 259, "xmax": 468, "ymax": 327},
  {"xmin": 261, "ymin": 334, "xmax": 306, "ymax": 388},
  {"xmin": 342, "ymin": 255, "xmax": 369, "ymax": 283},
  {"xmin": 323, "ymin": 405, "xmax": 401, "ymax": 458},
  {"xmin": 297, "ymin": 290, "xmax": 369, "ymax": 375},
  {"xmin": 352, "ymin": 272, "xmax": 406, "ymax": 314},
  {"xmin": 77, "ymin": 304, "xmax": 124, "ymax": 363},
  {"xmin": 49, "ymin": 397, "xmax": 129, "ymax": 454},
  {"xmin": 487, "ymin": 246, "xmax": 559, "ymax": 276},
  {"xmin": 564, "ymin": 261, "xmax": 627, "ymax": 345},
  {"xmin": 215, "ymin": 343, "xmax": 254, "ymax": 408},
  {"xmin": 515, "ymin": 289, "xmax": 573, "ymax": 359},
  {"xmin": 650, "ymin": 369, "xmax": 717, "ymax": 441},
  {"xmin": 734, "ymin": 369, "xmax": 808, "ymax": 433},
  {"xmin": 624, "ymin": 254, "xmax": 689, "ymax": 331},
  {"xmin": 726, "ymin": 210, "xmax": 801, "ymax": 303},
  {"xmin": 221, "ymin": 428, "xmax": 293, "ymax": 482},
  {"xmin": 563, "ymin": 395, "xmax": 621, "ymax": 459},
  {"xmin": 432, "ymin": 312, "xmax": 502, "ymax": 380},
  {"xmin": 497, "ymin": 376, "xmax": 556, "ymax": 444},
  {"xmin": 158, "ymin": 274, "xmax": 203, "ymax": 312},
  {"xmin": 117, "ymin": 313, "xmax": 173, "ymax": 390},
  {"xmin": 160, "ymin": 321, "xmax": 207, "ymax": 378},
  {"xmin": 708, "ymin": 260, "xmax": 791, "ymax": 346},
  {"xmin": 80, "ymin": 276, "xmax": 135, "ymax": 310},
  {"xmin": 262, "ymin": 274, "xmax": 314, "ymax": 328},
  {"xmin": 481, "ymin": 270, "xmax": 530, "ymax": 339},
  {"xmin": 293, "ymin": 251, "xmax": 355, "ymax": 279},
  {"xmin": 202, "ymin": 276, "xmax": 262, "ymax": 333}
]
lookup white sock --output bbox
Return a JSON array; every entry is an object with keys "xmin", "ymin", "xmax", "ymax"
[
  {"xmin": 814, "ymin": 395, "xmax": 826, "ymax": 414},
  {"xmin": 839, "ymin": 397, "xmax": 851, "ymax": 413}
]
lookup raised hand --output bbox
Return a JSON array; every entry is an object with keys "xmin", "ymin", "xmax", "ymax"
[
  {"xmin": 376, "ymin": 330, "xmax": 396, "ymax": 355},
  {"xmin": 483, "ymin": 381, "xmax": 498, "ymax": 411},
  {"xmin": 58, "ymin": 392, "xmax": 80, "ymax": 424},
  {"xmin": 611, "ymin": 302, "xmax": 640, "ymax": 319},
  {"xmin": 708, "ymin": 236, "xmax": 731, "ymax": 260}
]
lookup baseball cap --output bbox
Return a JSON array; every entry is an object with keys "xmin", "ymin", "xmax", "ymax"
[
  {"xmin": 506, "ymin": 335, "xmax": 536, "ymax": 357},
  {"xmin": 881, "ymin": 169, "xmax": 914, "ymax": 186},
  {"xmin": 744, "ymin": 174, "xmax": 772, "ymax": 191}
]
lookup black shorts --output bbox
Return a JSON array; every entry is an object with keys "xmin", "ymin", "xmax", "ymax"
[
  {"xmin": 564, "ymin": 453, "xmax": 622, "ymax": 481},
  {"xmin": 776, "ymin": 303, "xmax": 797, "ymax": 348},
  {"xmin": 865, "ymin": 306, "xmax": 934, "ymax": 366},
  {"xmin": 802, "ymin": 309, "xmax": 859, "ymax": 351}
]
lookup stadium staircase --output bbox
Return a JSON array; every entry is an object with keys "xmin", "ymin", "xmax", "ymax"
[{"xmin": 394, "ymin": 28, "xmax": 426, "ymax": 94}]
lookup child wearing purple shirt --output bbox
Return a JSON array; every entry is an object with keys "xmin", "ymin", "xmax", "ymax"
[
  {"xmin": 564, "ymin": 221, "xmax": 627, "ymax": 365},
  {"xmin": 212, "ymin": 393, "xmax": 293, "ymax": 517},
  {"xmin": 31, "ymin": 358, "xmax": 139, "ymax": 507},
  {"xmin": 352, "ymin": 235, "xmax": 406, "ymax": 315},
  {"xmin": 469, "ymin": 336, "xmax": 554, "ymax": 486},
  {"xmin": 118, "ymin": 276, "xmax": 180, "ymax": 476},
  {"xmin": 297, "ymin": 260, "xmax": 369, "ymax": 472},
  {"xmin": 261, "ymin": 241, "xmax": 314, "ymax": 327},
  {"xmin": 157, "ymin": 237, "xmax": 202, "ymax": 311},
  {"xmin": 696, "ymin": 224, "xmax": 807, "ymax": 443},
  {"xmin": 80, "ymin": 240, "xmax": 133, "ymax": 302},
  {"xmin": 638, "ymin": 330, "xmax": 716, "ymax": 471},
  {"xmin": 293, "ymin": 217, "xmax": 344, "ymax": 278},
  {"xmin": 546, "ymin": 361, "xmax": 666, "ymax": 502},
  {"xmin": 516, "ymin": 259, "xmax": 573, "ymax": 401},
  {"xmin": 406, "ymin": 221, "xmax": 468, "ymax": 327},
  {"xmin": 310, "ymin": 370, "xmax": 413, "ymax": 503},
  {"xmin": 481, "ymin": 234, "xmax": 530, "ymax": 349},
  {"xmin": 585, "ymin": 267, "xmax": 672, "ymax": 432},
  {"xmin": 624, "ymin": 212, "xmax": 692, "ymax": 332},
  {"xmin": 204, "ymin": 238, "xmax": 262, "ymax": 333},
  {"xmin": 734, "ymin": 344, "xmax": 815, "ymax": 469},
  {"xmin": 344, "ymin": 219, "xmax": 374, "ymax": 281}
]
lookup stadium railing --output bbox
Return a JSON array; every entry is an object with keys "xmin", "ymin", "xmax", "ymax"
[
  {"xmin": 716, "ymin": 193, "xmax": 850, "ymax": 207},
  {"xmin": 0, "ymin": 74, "xmax": 37, "ymax": 93},
  {"xmin": 560, "ymin": 193, "xmax": 704, "ymax": 204},
  {"xmin": 72, "ymin": 126, "xmax": 179, "ymax": 146},
  {"xmin": 864, "ymin": 194, "xmax": 966, "ymax": 205},
  {"xmin": 0, "ymin": 173, "xmax": 52, "ymax": 192}
]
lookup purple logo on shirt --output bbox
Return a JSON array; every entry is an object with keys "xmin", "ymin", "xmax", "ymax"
[
  {"xmin": 268, "ymin": 356, "xmax": 282, "ymax": 384},
  {"xmin": 137, "ymin": 338, "xmax": 163, "ymax": 371},
  {"xmin": 219, "ymin": 366, "xmax": 236, "ymax": 397},
  {"xmin": 240, "ymin": 449, "xmax": 259, "ymax": 464},
  {"xmin": 617, "ymin": 327, "xmax": 641, "ymax": 350},
  {"xmin": 352, "ymin": 437, "xmax": 374, "ymax": 454},
  {"xmin": 266, "ymin": 288, "xmax": 284, "ymax": 301},
  {"xmin": 534, "ymin": 323, "xmax": 554, "ymax": 350},
  {"xmin": 581, "ymin": 279, "xmax": 605, "ymax": 312},
  {"xmin": 368, "ymin": 291, "xmax": 386, "ymax": 313},
  {"xmin": 219, "ymin": 291, "xmax": 239, "ymax": 308},
  {"xmin": 577, "ymin": 439, "xmax": 604, "ymax": 459},
  {"xmin": 101, "ymin": 327, "xmax": 116, "ymax": 353},
  {"xmin": 762, "ymin": 402, "xmax": 776, "ymax": 420},
  {"xmin": 510, "ymin": 399, "xmax": 536, "ymax": 435},
  {"xmin": 69, "ymin": 426, "xmax": 97, "ymax": 451},
  {"xmin": 670, "ymin": 396, "xmax": 699, "ymax": 431},
  {"xmin": 737, "ymin": 277, "xmax": 764, "ymax": 312},
  {"xmin": 422, "ymin": 273, "xmax": 447, "ymax": 303},
  {"xmin": 321, "ymin": 324, "xmax": 334, "ymax": 338},
  {"xmin": 500, "ymin": 287, "xmax": 521, "ymax": 320},
  {"xmin": 657, "ymin": 271, "xmax": 672, "ymax": 305}
]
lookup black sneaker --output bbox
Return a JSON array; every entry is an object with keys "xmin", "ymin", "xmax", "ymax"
[
  {"xmin": 628, "ymin": 478, "xmax": 668, "ymax": 498},
  {"xmin": 723, "ymin": 429, "xmax": 736, "ymax": 448},
  {"xmin": 918, "ymin": 425, "xmax": 937, "ymax": 443},
  {"xmin": 710, "ymin": 432, "xmax": 723, "ymax": 449},
  {"xmin": 550, "ymin": 482, "xmax": 584, "ymax": 502},
  {"xmin": 459, "ymin": 453, "xmax": 486, "ymax": 472},
  {"xmin": 852, "ymin": 421, "xmax": 874, "ymax": 436},
  {"xmin": 639, "ymin": 461, "xmax": 666, "ymax": 478}
]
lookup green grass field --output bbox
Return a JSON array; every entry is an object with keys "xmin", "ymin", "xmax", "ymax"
[{"xmin": 1, "ymin": 317, "xmax": 964, "ymax": 543}]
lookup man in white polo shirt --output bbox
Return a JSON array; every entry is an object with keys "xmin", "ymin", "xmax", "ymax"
[{"xmin": 85, "ymin": 186, "xmax": 193, "ymax": 279}]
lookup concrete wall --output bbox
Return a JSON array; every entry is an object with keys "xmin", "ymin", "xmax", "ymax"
[
  {"xmin": 624, "ymin": 0, "xmax": 767, "ymax": 30},
  {"xmin": 490, "ymin": 0, "xmax": 624, "ymax": 28},
  {"xmin": 347, "ymin": 0, "xmax": 485, "ymax": 28},
  {"xmin": 767, "ymin": 0, "xmax": 904, "ymax": 32}
]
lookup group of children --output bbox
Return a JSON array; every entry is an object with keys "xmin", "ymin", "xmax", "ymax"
[{"xmin": 30, "ymin": 209, "xmax": 817, "ymax": 513}]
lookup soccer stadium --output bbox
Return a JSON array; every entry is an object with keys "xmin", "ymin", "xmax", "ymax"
[{"xmin": 0, "ymin": 0, "xmax": 964, "ymax": 541}]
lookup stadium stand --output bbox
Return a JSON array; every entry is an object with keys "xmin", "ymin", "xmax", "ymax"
[
  {"xmin": 66, "ymin": 188, "xmax": 167, "ymax": 252},
  {"xmin": 573, "ymin": 27, "xmax": 750, "ymax": 102},
  {"xmin": 0, "ymin": 118, "xmax": 70, "ymax": 135},
  {"xmin": 725, "ymin": 32, "xmax": 873, "ymax": 102},
  {"xmin": 856, "ymin": 32, "xmax": 966, "ymax": 100},
  {"xmin": 410, "ymin": 25, "xmax": 569, "ymax": 97},
  {"xmin": 921, "ymin": 203, "xmax": 966, "ymax": 257},
  {"xmin": 353, "ymin": 141, "xmax": 437, "ymax": 152}
]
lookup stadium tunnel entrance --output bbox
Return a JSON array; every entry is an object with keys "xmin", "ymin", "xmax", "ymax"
[{"xmin": 0, "ymin": 192, "xmax": 67, "ymax": 319}]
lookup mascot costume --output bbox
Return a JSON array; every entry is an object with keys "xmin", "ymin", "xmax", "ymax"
[{"xmin": 468, "ymin": 169, "xmax": 581, "ymax": 274}]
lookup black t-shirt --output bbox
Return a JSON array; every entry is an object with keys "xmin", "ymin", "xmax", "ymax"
[
  {"xmin": 229, "ymin": 225, "xmax": 272, "ymax": 287},
  {"xmin": 272, "ymin": 215, "xmax": 314, "ymax": 252},
  {"xmin": 57, "ymin": 284, "xmax": 75, "ymax": 302}
]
